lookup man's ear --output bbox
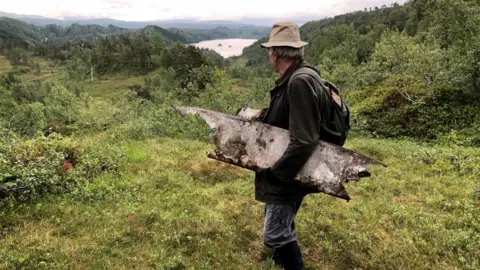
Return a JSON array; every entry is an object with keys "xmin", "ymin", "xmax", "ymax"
[
  {"xmin": 271, "ymin": 50, "xmax": 277, "ymax": 59},
  {"xmin": 270, "ymin": 51, "xmax": 277, "ymax": 63}
]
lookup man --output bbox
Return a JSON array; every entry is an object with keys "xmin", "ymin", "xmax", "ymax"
[{"xmin": 254, "ymin": 21, "xmax": 331, "ymax": 270}]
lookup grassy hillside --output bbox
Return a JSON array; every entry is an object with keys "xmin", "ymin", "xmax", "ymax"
[
  {"xmin": 0, "ymin": 136, "xmax": 478, "ymax": 269},
  {"xmin": 0, "ymin": 55, "xmax": 479, "ymax": 270}
]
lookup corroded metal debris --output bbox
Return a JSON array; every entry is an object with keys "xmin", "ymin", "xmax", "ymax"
[{"xmin": 175, "ymin": 106, "xmax": 387, "ymax": 201}]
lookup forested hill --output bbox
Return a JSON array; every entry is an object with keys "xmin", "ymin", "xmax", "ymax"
[
  {"xmin": 0, "ymin": 17, "xmax": 46, "ymax": 48},
  {"xmin": 0, "ymin": 17, "xmax": 268, "ymax": 51},
  {"xmin": 0, "ymin": 15, "xmax": 270, "ymax": 46},
  {"xmin": 241, "ymin": 0, "xmax": 480, "ymax": 145},
  {"xmin": 242, "ymin": 2, "xmax": 414, "ymax": 71},
  {"xmin": 0, "ymin": 17, "xmax": 227, "ymax": 81},
  {"xmin": 0, "ymin": 17, "xmax": 188, "ymax": 48}
]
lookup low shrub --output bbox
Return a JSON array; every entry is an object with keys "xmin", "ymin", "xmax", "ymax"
[{"xmin": 0, "ymin": 130, "xmax": 126, "ymax": 207}]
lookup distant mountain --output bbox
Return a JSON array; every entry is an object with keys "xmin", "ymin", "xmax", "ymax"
[
  {"xmin": 0, "ymin": 11, "xmax": 273, "ymax": 31},
  {"xmin": 0, "ymin": 11, "xmax": 52, "ymax": 20},
  {"xmin": 0, "ymin": 11, "xmax": 273, "ymax": 44},
  {"xmin": 0, "ymin": 16, "xmax": 269, "ymax": 52}
]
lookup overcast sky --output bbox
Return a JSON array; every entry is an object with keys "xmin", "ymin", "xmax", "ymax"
[{"xmin": 1, "ymin": 0, "xmax": 408, "ymax": 21}]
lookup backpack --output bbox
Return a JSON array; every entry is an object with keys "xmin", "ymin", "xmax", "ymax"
[{"xmin": 288, "ymin": 67, "xmax": 350, "ymax": 147}]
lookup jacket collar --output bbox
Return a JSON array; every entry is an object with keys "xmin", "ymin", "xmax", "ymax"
[{"xmin": 273, "ymin": 58, "xmax": 310, "ymax": 89}]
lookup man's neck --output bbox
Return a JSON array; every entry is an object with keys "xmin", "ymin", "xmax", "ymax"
[{"xmin": 278, "ymin": 60, "xmax": 294, "ymax": 77}]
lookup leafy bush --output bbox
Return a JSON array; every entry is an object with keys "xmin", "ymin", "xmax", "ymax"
[
  {"xmin": 350, "ymin": 79, "xmax": 480, "ymax": 141},
  {"xmin": 0, "ymin": 80, "xmax": 88, "ymax": 137},
  {"xmin": 9, "ymin": 102, "xmax": 46, "ymax": 137},
  {"xmin": 11, "ymin": 81, "xmax": 48, "ymax": 103},
  {"xmin": 44, "ymin": 85, "xmax": 80, "ymax": 126},
  {"xmin": 0, "ymin": 131, "xmax": 125, "ymax": 206},
  {"xmin": 4, "ymin": 48, "xmax": 30, "ymax": 65}
]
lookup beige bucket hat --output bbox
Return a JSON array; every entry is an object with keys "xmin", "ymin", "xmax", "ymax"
[{"xmin": 261, "ymin": 21, "xmax": 308, "ymax": 48}]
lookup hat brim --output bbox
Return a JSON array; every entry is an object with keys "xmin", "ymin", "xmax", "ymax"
[{"xmin": 261, "ymin": 41, "xmax": 308, "ymax": 48}]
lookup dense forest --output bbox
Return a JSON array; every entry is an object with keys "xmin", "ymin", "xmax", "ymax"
[{"xmin": 0, "ymin": 1, "xmax": 479, "ymax": 269}]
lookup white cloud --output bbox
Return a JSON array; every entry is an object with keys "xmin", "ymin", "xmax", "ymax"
[{"xmin": 0, "ymin": 0, "xmax": 408, "ymax": 21}]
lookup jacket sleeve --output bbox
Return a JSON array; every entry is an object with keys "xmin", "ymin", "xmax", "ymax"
[{"xmin": 270, "ymin": 75, "xmax": 321, "ymax": 182}]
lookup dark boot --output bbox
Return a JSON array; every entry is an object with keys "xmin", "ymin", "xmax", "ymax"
[{"xmin": 275, "ymin": 241, "xmax": 304, "ymax": 270}]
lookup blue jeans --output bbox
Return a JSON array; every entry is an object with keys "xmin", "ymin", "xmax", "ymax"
[{"xmin": 263, "ymin": 197, "xmax": 304, "ymax": 249}]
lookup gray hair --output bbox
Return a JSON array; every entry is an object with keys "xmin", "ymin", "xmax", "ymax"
[{"xmin": 271, "ymin": 46, "xmax": 304, "ymax": 61}]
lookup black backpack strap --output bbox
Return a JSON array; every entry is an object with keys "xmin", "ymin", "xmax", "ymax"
[
  {"xmin": 288, "ymin": 66, "xmax": 335, "ymax": 121},
  {"xmin": 288, "ymin": 66, "xmax": 327, "ymax": 100}
]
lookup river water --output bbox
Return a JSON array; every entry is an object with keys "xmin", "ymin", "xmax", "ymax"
[{"xmin": 191, "ymin": 38, "xmax": 258, "ymax": 58}]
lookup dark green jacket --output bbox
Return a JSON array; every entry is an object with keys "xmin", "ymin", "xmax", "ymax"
[{"xmin": 254, "ymin": 59, "xmax": 330, "ymax": 204}]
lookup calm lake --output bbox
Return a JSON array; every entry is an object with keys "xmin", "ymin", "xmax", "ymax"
[{"xmin": 191, "ymin": 38, "xmax": 258, "ymax": 58}]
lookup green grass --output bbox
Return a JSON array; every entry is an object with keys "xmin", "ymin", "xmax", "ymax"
[
  {"xmin": 0, "ymin": 136, "xmax": 478, "ymax": 269},
  {"xmin": 229, "ymin": 56, "xmax": 249, "ymax": 69},
  {"xmin": 1, "ymin": 56, "xmax": 61, "ymax": 82},
  {"xmin": 23, "ymin": 57, "xmax": 62, "ymax": 82},
  {"xmin": 87, "ymin": 74, "xmax": 145, "ymax": 98},
  {"xmin": 4, "ymin": 57, "xmax": 144, "ymax": 99}
]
